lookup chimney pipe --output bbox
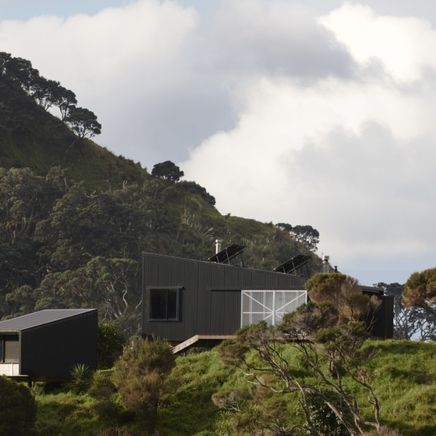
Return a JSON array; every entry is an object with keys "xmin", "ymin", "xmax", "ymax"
[{"xmin": 215, "ymin": 239, "xmax": 222, "ymax": 254}]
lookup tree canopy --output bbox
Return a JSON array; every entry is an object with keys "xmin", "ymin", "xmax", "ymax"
[
  {"xmin": 403, "ymin": 267, "xmax": 436, "ymax": 317},
  {"xmin": 0, "ymin": 51, "xmax": 100, "ymax": 139},
  {"xmin": 151, "ymin": 160, "xmax": 184, "ymax": 182}
]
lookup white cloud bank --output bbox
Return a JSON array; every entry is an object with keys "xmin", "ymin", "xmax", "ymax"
[
  {"xmin": 183, "ymin": 3, "xmax": 436, "ymax": 283},
  {"xmin": 1, "ymin": 1, "xmax": 435, "ymax": 283}
]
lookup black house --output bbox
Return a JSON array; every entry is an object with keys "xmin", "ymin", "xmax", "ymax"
[
  {"xmin": 142, "ymin": 252, "xmax": 393, "ymax": 344},
  {"xmin": 142, "ymin": 252, "xmax": 307, "ymax": 342},
  {"xmin": 0, "ymin": 309, "xmax": 97, "ymax": 379}
]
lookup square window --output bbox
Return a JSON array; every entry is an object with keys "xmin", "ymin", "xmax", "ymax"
[{"xmin": 149, "ymin": 288, "xmax": 180, "ymax": 321}]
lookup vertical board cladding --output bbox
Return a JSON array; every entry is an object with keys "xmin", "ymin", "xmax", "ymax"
[
  {"xmin": 20, "ymin": 310, "xmax": 97, "ymax": 378},
  {"xmin": 142, "ymin": 252, "xmax": 306, "ymax": 341}
]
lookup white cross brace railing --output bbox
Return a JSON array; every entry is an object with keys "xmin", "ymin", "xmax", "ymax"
[{"xmin": 241, "ymin": 290, "xmax": 307, "ymax": 327}]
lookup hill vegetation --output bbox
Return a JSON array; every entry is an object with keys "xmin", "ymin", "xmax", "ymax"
[
  {"xmin": 0, "ymin": 52, "xmax": 321, "ymax": 333},
  {"xmin": 25, "ymin": 340, "xmax": 435, "ymax": 435}
]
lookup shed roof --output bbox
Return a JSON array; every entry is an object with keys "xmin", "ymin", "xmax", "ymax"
[{"xmin": 0, "ymin": 309, "xmax": 96, "ymax": 332}]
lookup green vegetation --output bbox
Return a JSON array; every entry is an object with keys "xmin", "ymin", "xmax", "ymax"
[
  {"xmin": 26, "ymin": 340, "xmax": 436, "ymax": 435},
  {"xmin": 0, "ymin": 375, "xmax": 37, "ymax": 435}
]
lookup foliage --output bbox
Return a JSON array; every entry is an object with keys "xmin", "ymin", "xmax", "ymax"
[
  {"xmin": 112, "ymin": 338, "xmax": 175, "ymax": 433},
  {"xmin": 30, "ymin": 341, "xmax": 436, "ymax": 435},
  {"xmin": 0, "ymin": 376, "xmax": 37, "ymax": 435},
  {"xmin": 97, "ymin": 323, "xmax": 126, "ymax": 369},
  {"xmin": 276, "ymin": 222, "xmax": 320, "ymax": 252},
  {"xmin": 177, "ymin": 180, "xmax": 216, "ymax": 206},
  {"xmin": 403, "ymin": 267, "xmax": 436, "ymax": 317},
  {"xmin": 88, "ymin": 370, "xmax": 123, "ymax": 426},
  {"xmin": 70, "ymin": 363, "xmax": 93, "ymax": 394},
  {"xmin": 305, "ymin": 273, "xmax": 380, "ymax": 324},
  {"xmin": 65, "ymin": 106, "xmax": 101, "ymax": 138},
  {"xmin": 0, "ymin": 167, "xmax": 319, "ymax": 332},
  {"xmin": 0, "ymin": 51, "xmax": 100, "ymax": 139},
  {"xmin": 377, "ymin": 282, "xmax": 435, "ymax": 340},
  {"xmin": 151, "ymin": 160, "xmax": 184, "ymax": 182},
  {"xmin": 217, "ymin": 271, "xmax": 387, "ymax": 436}
]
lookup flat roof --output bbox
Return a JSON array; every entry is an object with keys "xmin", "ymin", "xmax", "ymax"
[{"xmin": 0, "ymin": 309, "xmax": 96, "ymax": 332}]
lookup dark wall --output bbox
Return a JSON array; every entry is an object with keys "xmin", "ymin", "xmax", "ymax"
[
  {"xmin": 371, "ymin": 295, "xmax": 394, "ymax": 338},
  {"xmin": 142, "ymin": 252, "xmax": 305, "ymax": 341},
  {"xmin": 20, "ymin": 310, "xmax": 97, "ymax": 378}
]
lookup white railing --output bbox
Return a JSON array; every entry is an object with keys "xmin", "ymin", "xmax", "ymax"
[
  {"xmin": 0, "ymin": 363, "xmax": 20, "ymax": 376},
  {"xmin": 241, "ymin": 290, "xmax": 307, "ymax": 327}
]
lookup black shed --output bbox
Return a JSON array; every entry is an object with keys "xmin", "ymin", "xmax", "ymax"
[
  {"xmin": 0, "ymin": 309, "xmax": 97, "ymax": 379},
  {"xmin": 142, "ymin": 252, "xmax": 393, "ymax": 344}
]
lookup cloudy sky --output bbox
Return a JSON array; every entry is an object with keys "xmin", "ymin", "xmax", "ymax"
[{"xmin": 1, "ymin": 0, "xmax": 435, "ymax": 285}]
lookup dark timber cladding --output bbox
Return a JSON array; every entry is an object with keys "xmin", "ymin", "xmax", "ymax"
[
  {"xmin": 142, "ymin": 252, "xmax": 305, "ymax": 341},
  {"xmin": 0, "ymin": 309, "xmax": 97, "ymax": 378}
]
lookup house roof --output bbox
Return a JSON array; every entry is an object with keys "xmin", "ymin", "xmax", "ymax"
[{"xmin": 0, "ymin": 309, "xmax": 96, "ymax": 332}]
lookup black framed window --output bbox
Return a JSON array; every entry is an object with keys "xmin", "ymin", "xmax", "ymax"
[
  {"xmin": 149, "ymin": 288, "xmax": 180, "ymax": 321},
  {"xmin": 0, "ymin": 337, "xmax": 4, "ymax": 363}
]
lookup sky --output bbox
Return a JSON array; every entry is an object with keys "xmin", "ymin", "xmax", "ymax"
[{"xmin": 1, "ymin": 0, "xmax": 435, "ymax": 285}]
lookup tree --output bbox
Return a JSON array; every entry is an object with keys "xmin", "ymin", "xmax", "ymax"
[
  {"xmin": 151, "ymin": 161, "xmax": 184, "ymax": 182},
  {"xmin": 112, "ymin": 338, "xmax": 175, "ymax": 434},
  {"xmin": 51, "ymin": 85, "xmax": 77, "ymax": 120},
  {"xmin": 0, "ymin": 376, "xmax": 36, "ymax": 435},
  {"xmin": 377, "ymin": 282, "xmax": 435, "ymax": 340},
  {"xmin": 305, "ymin": 273, "xmax": 380, "ymax": 324},
  {"xmin": 276, "ymin": 223, "xmax": 320, "ymax": 252},
  {"xmin": 33, "ymin": 257, "xmax": 139, "ymax": 324},
  {"xmin": 30, "ymin": 77, "xmax": 60, "ymax": 110},
  {"xmin": 403, "ymin": 267, "xmax": 436, "ymax": 317},
  {"xmin": 65, "ymin": 106, "xmax": 101, "ymax": 138}
]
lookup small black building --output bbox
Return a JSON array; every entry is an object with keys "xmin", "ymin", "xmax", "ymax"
[
  {"xmin": 142, "ymin": 252, "xmax": 393, "ymax": 343},
  {"xmin": 0, "ymin": 309, "xmax": 97, "ymax": 379}
]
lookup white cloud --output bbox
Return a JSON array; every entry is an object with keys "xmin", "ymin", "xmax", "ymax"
[
  {"xmin": 183, "ymin": 4, "xmax": 436, "ymax": 283},
  {"xmin": 320, "ymin": 3, "xmax": 436, "ymax": 82},
  {"xmin": 1, "ymin": 1, "xmax": 435, "ymax": 283}
]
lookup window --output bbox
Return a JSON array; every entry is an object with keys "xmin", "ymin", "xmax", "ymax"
[
  {"xmin": 149, "ymin": 288, "xmax": 180, "ymax": 321},
  {"xmin": 3, "ymin": 336, "xmax": 19, "ymax": 363}
]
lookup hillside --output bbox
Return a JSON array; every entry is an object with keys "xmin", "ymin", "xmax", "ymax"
[
  {"xmin": 0, "ymin": 77, "xmax": 146, "ymax": 189},
  {"xmin": 0, "ymin": 55, "xmax": 321, "ymax": 333},
  {"xmin": 32, "ymin": 340, "xmax": 436, "ymax": 435}
]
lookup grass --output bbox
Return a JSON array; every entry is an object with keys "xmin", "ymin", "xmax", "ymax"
[{"xmin": 32, "ymin": 340, "xmax": 436, "ymax": 435}]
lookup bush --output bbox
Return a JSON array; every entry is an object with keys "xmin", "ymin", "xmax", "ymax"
[
  {"xmin": 97, "ymin": 322, "xmax": 125, "ymax": 369},
  {"xmin": 112, "ymin": 337, "xmax": 175, "ymax": 433},
  {"xmin": 0, "ymin": 376, "xmax": 36, "ymax": 435}
]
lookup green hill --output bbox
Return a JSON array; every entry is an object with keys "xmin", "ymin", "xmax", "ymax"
[
  {"xmin": 33, "ymin": 340, "xmax": 436, "ymax": 435},
  {"xmin": 0, "ymin": 54, "xmax": 321, "ymax": 332},
  {"xmin": 0, "ymin": 77, "xmax": 146, "ymax": 189}
]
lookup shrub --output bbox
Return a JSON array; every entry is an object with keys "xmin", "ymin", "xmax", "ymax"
[
  {"xmin": 69, "ymin": 363, "xmax": 92, "ymax": 394},
  {"xmin": 97, "ymin": 322, "xmax": 125, "ymax": 369},
  {"xmin": 112, "ymin": 337, "xmax": 175, "ymax": 433},
  {"xmin": 0, "ymin": 376, "xmax": 36, "ymax": 435}
]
